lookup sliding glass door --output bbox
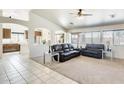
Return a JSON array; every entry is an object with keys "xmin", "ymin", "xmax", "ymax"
[
  {"xmin": 70, "ymin": 29, "xmax": 124, "ymax": 49},
  {"xmin": 85, "ymin": 32, "xmax": 92, "ymax": 44},
  {"xmin": 102, "ymin": 31, "xmax": 113, "ymax": 45},
  {"xmin": 92, "ymin": 32, "xmax": 101, "ymax": 44},
  {"xmin": 71, "ymin": 33, "xmax": 79, "ymax": 48},
  {"xmin": 114, "ymin": 30, "xmax": 124, "ymax": 45}
]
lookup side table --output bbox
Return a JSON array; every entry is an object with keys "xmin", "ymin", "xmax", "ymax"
[
  {"xmin": 102, "ymin": 50, "xmax": 113, "ymax": 60},
  {"xmin": 43, "ymin": 52, "xmax": 59, "ymax": 64}
]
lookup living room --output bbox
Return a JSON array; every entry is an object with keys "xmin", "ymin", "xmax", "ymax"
[
  {"xmin": 0, "ymin": 9, "xmax": 124, "ymax": 84},
  {"xmin": 30, "ymin": 9, "xmax": 124, "ymax": 84},
  {"xmin": 1, "ymin": 0, "xmax": 124, "ymax": 93}
]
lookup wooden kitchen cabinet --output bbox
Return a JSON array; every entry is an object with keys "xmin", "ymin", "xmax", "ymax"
[
  {"xmin": 3, "ymin": 44, "xmax": 20, "ymax": 53},
  {"xmin": 3, "ymin": 28, "xmax": 11, "ymax": 39}
]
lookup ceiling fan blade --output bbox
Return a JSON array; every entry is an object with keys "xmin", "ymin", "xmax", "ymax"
[
  {"xmin": 82, "ymin": 14, "xmax": 93, "ymax": 16},
  {"xmin": 69, "ymin": 13, "xmax": 76, "ymax": 15}
]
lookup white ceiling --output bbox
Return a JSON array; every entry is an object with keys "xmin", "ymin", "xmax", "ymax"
[
  {"xmin": 32, "ymin": 9, "xmax": 124, "ymax": 30},
  {"xmin": 2, "ymin": 9, "xmax": 31, "ymax": 21}
]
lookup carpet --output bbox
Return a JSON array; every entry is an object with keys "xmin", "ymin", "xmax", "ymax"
[{"xmin": 33, "ymin": 56, "xmax": 124, "ymax": 84}]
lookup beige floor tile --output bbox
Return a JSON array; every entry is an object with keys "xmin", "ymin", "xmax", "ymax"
[
  {"xmin": 10, "ymin": 76, "xmax": 25, "ymax": 84},
  {"xmin": 59, "ymin": 78, "xmax": 78, "ymax": 84},
  {"xmin": 7, "ymin": 74, "xmax": 21, "ymax": 80},
  {"xmin": 39, "ymin": 74, "xmax": 52, "ymax": 81},
  {"xmin": 11, "ymin": 79, "xmax": 27, "ymax": 84},
  {"xmin": 0, "ymin": 54, "xmax": 78, "ymax": 84},
  {"xmin": 27, "ymin": 79, "xmax": 44, "ymax": 84},
  {"xmin": 0, "ymin": 74, "xmax": 9, "ymax": 81},
  {"xmin": 52, "ymin": 74, "xmax": 65, "ymax": 81},
  {"xmin": 36, "ymin": 72, "xmax": 47, "ymax": 78},
  {"xmin": 6, "ymin": 71, "xmax": 20, "ymax": 76},
  {"xmin": 0, "ymin": 80, "xmax": 10, "ymax": 84},
  {"xmin": 45, "ymin": 78, "xmax": 59, "ymax": 84},
  {"xmin": 23, "ymin": 75, "xmax": 38, "ymax": 82}
]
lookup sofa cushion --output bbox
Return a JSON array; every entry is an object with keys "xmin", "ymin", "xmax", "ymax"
[
  {"xmin": 64, "ymin": 49, "xmax": 70, "ymax": 52},
  {"xmin": 62, "ymin": 44, "xmax": 70, "ymax": 52},
  {"xmin": 68, "ymin": 44, "xmax": 74, "ymax": 51},
  {"xmin": 61, "ymin": 50, "xmax": 78, "ymax": 56},
  {"xmin": 62, "ymin": 44, "xmax": 69, "ymax": 49},
  {"xmin": 86, "ymin": 44, "xmax": 104, "ymax": 50},
  {"xmin": 84, "ymin": 50, "xmax": 99, "ymax": 54},
  {"xmin": 70, "ymin": 50, "xmax": 79, "ymax": 54},
  {"xmin": 61, "ymin": 51, "xmax": 72, "ymax": 56},
  {"xmin": 52, "ymin": 44, "xmax": 62, "ymax": 51},
  {"xmin": 70, "ymin": 48, "xmax": 74, "ymax": 51}
]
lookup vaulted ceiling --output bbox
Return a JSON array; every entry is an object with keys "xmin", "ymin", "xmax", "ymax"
[
  {"xmin": 32, "ymin": 9, "xmax": 124, "ymax": 30},
  {"xmin": 2, "ymin": 9, "xmax": 124, "ymax": 30}
]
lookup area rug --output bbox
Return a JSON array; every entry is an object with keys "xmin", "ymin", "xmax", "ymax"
[{"xmin": 33, "ymin": 56, "xmax": 124, "ymax": 84}]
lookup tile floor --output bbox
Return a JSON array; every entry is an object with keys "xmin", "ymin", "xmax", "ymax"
[{"xmin": 0, "ymin": 53, "xmax": 78, "ymax": 84}]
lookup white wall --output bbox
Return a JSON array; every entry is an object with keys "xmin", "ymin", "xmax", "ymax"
[
  {"xmin": 0, "ymin": 23, "xmax": 2, "ymax": 58},
  {"xmin": 68, "ymin": 24, "xmax": 124, "ymax": 33},
  {"xmin": 68, "ymin": 23, "xmax": 124, "ymax": 59},
  {"xmin": 28, "ymin": 12, "xmax": 66, "ymax": 57},
  {"xmin": 0, "ymin": 16, "xmax": 28, "ymax": 27},
  {"xmin": 0, "ymin": 15, "xmax": 29, "ymax": 57},
  {"xmin": 2, "ymin": 23, "xmax": 28, "ymax": 33},
  {"xmin": 0, "ymin": 10, "xmax": 2, "ymax": 58}
]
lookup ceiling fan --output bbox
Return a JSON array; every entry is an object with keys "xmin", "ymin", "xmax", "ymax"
[{"xmin": 70, "ymin": 9, "xmax": 92, "ymax": 17}]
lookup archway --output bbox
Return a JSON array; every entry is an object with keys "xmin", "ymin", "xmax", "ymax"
[
  {"xmin": 29, "ymin": 27, "xmax": 51, "ymax": 57},
  {"xmin": 55, "ymin": 30, "xmax": 66, "ymax": 44},
  {"xmin": 1, "ymin": 23, "xmax": 29, "ymax": 56}
]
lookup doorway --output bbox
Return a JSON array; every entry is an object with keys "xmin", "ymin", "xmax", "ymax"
[{"xmin": 1, "ymin": 23, "xmax": 29, "ymax": 57}]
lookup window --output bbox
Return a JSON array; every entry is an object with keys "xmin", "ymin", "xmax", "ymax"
[
  {"xmin": 2, "ymin": 32, "xmax": 25, "ymax": 43},
  {"xmin": 79, "ymin": 33, "xmax": 85, "ymax": 44},
  {"xmin": 92, "ymin": 32, "xmax": 101, "ymax": 44},
  {"xmin": 11, "ymin": 32, "xmax": 25, "ymax": 43},
  {"xmin": 55, "ymin": 34, "xmax": 64, "ymax": 44},
  {"xmin": 114, "ymin": 30, "xmax": 124, "ymax": 45},
  {"xmin": 34, "ymin": 31, "xmax": 42, "ymax": 44},
  {"xmin": 71, "ymin": 34, "xmax": 78, "ymax": 44},
  {"xmin": 85, "ymin": 32, "xmax": 92, "ymax": 44},
  {"xmin": 102, "ymin": 31, "xmax": 113, "ymax": 45},
  {"xmin": 70, "ymin": 29, "xmax": 124, "ymax": 46}
]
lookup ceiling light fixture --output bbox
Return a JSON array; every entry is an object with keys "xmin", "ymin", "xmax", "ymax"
[
  {"xmin": 9, "ymin": 16, "xmax": 12, "ymax": 19},
  {"xmin": 70, "ymin": 22, "xmax": 74, "ymax": 25},
  {"xmin": 76, "ymin": 16, "xmax": 84, "ymax": 20},
  {"xmin": 110, "ymin": 14, "xmax": 115, "ymax": 18}
]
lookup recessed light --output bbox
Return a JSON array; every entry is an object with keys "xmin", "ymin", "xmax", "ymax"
[
  {"xmin": 70, "ymin": 22, "xmax": 74, "ymax": 25},
  {"xmin": 110, "ymin": 14, "xmax": 115, "ymax": 18},
  {"xmin": 77, "ymin": 16, "xmax": 84, "ymax": 20},
  {"xmin": 9, "ymin": 16, "xmax": 12, "ymax": 18}
]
